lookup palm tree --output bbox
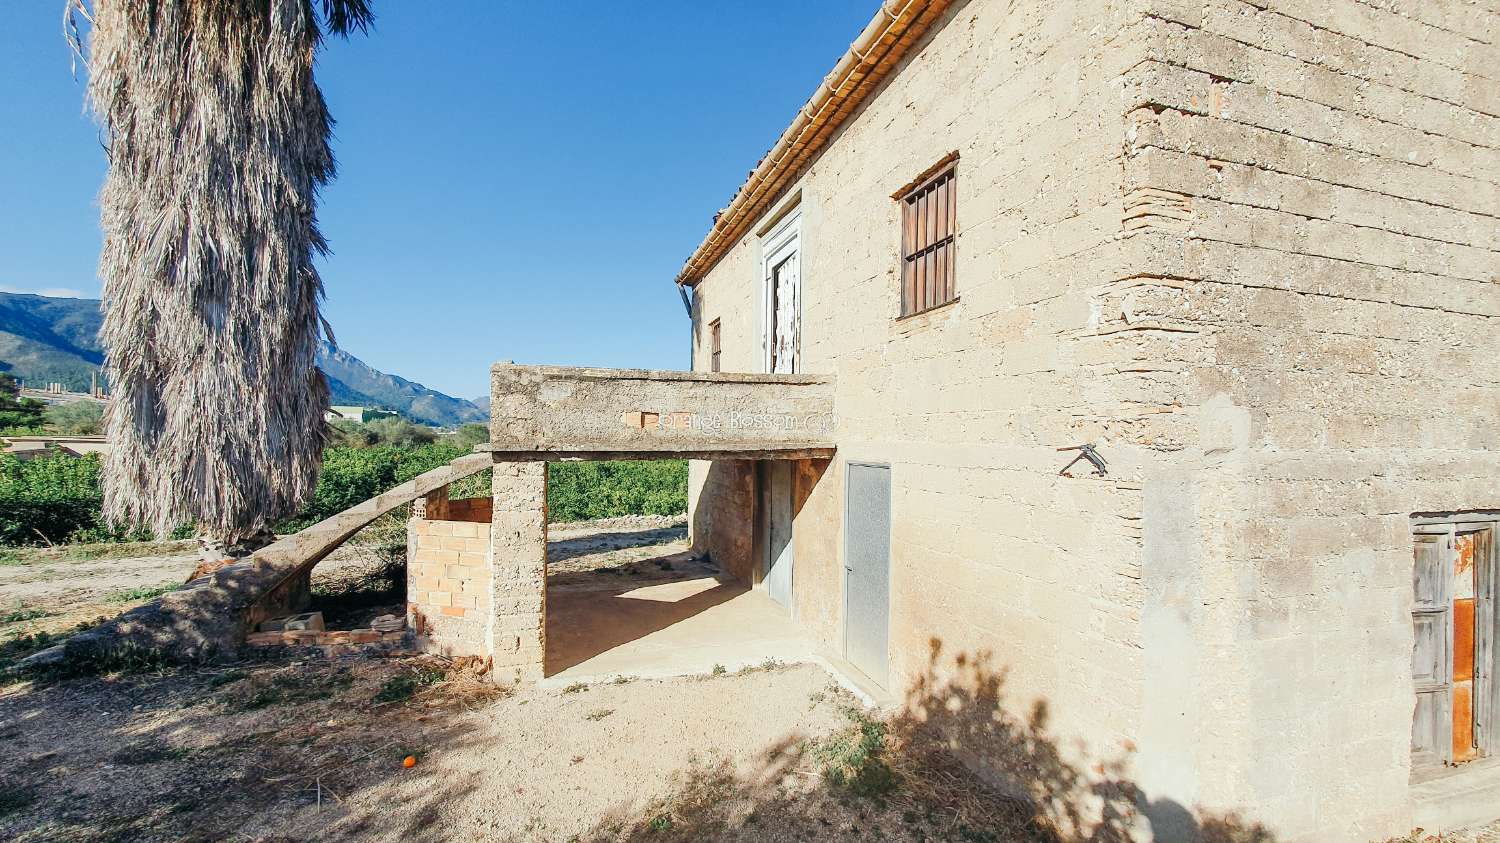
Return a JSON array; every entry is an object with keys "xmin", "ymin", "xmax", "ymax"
[{"xmin": 66, "ymin": 0, "xmax": 373, "ymax": 561}]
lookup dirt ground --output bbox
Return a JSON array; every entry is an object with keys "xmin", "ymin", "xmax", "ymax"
[
  {"xmin": 2, "ymin": 519, "xmax": 1497, "ymax": 842},
  {"xmin": 0, "ymin": 516, "xmax": 1009, "ymax": 843}
]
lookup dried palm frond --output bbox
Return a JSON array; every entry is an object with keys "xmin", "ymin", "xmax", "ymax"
[{"xmin": 66, "ymin": 0, "xmax": 372, "ymax": 542}]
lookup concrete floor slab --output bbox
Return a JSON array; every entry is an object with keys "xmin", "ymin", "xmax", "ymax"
[{"xmin": 541, "ymin": 576, "xmax": 819, "ymax": 686}]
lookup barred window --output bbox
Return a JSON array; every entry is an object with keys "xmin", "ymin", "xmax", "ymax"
[
  {"xmin": 899, "ymin": 161, "xmax": 957, "ymax": 317},
  {"xmin": 709, "ymin": 318, "xmax": 722, "ymax": 373}
]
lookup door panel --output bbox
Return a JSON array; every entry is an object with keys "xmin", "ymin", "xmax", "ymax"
[
  {"xmin": 845, "ymin": 463, "xmax": 891, "ymax": 687},
  {"xmin": 1412, "ymin": 529, "xmax": 1454, "ymax": 766},
  {"xmin": 765, "ymin": 461, "xmax": 793, "ymax": 609},
  {"xmin": 1455, "ymin": 532, "xmax": 1480, "ymax": 762},
  {"xmin": 770, "ymin": 253, "xmax": 799, "ymax": 374}
]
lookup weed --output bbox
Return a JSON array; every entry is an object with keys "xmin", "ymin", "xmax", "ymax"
[
  {"xmin": 585, "ymin": 708, "xmax": 614, "ymax": 721},
  {"xmin": 0, "ymin": 606, "xmax": 49, "ymax": 624},
  {"xmin": 813, "ymin": 707, "xmax": 897, "ymax": 799},
  {"xmin": 106, "ymin": 582, "xmax": 178, "ymax": 603},
  {"xmin": 373, "ymin": 665, "xmax": 444, "ymax": 704},
  {"xmin": 561, "ymin": 682, "xmax": 589, "ymax": 694},
  {"xmin": 0, "ymin": 551, "xmax": 20, "ymax": 567},
  {"xmin": 231, "ymin": 669, "xmax": 352, "ymax": 711},
  {"xmin": 710, "ymin": 664, "xmax": 726, "ymax": 676},
  {"xmin": 610, "ymin": 675, "xmax": 633, "ymax": 685},
  {"xmin": 654, "ymin": 559, "xmax": 673, "ymax": 571},
  {"xmin": 647, "ymin": 814, "xmax": 673, "ymax": 831}
]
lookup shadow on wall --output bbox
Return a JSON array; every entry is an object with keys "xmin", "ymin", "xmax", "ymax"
[
  {"xmin": 690, "ymin": 460, "xmax": 756, "ymax": 582},
  {"xmin": 584, "ymin": 639, "xmax": 1277, "ymax": 843}
]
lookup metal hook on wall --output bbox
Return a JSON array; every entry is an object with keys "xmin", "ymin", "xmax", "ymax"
[{"xmin": 1057, "ymin": 443, "xmax": 1108, "ymax": 477}]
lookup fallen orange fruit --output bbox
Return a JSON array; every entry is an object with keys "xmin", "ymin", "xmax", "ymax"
[{"xmin": 402, "ymin": 755, "xmax": 417, "ymax": 768}]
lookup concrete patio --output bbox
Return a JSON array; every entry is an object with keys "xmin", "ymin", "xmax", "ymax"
[{"xmin": 541, "ymin": 559, "xmax": 820, "ymax": 686}]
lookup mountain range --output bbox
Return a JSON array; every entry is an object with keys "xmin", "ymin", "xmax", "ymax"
[{"xmin": 0, "ymin": 291, "xmax": 487, "ymax": 428}]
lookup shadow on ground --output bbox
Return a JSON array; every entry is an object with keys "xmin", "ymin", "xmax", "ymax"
[
  {"xmin": 547, "ymin": 525, "xmax": 689, "ymax": 564},
  {"xmin": 581, "ymin": 639, "xmax": 1278, "ymax": 843}
]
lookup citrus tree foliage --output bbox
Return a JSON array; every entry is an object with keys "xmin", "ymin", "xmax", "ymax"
[
  {"xmin": 547, "ymin": 460, "xmax": 688, "ymax": 522},
  {"xmin": 0, "ymin": 452, "xmax": 147, "ymax": 545},
  {"xmin": 1, "ymin": 442, "xmax": 688, "ymax": 546}
]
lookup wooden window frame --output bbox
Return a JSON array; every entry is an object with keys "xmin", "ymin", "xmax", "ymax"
[
  {"xmin": 896, "ymin": 154, "xmax": 958, "ymax": 319},
  {"xmin": 709, "ymin": 318, "xmax": 722, "ymax": 373}
]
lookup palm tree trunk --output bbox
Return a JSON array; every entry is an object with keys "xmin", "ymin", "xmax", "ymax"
[{"xmin": 70, "ymin": 0, "xmax": 371, "ymax": 544}]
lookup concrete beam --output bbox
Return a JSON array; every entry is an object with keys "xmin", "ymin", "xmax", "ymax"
[
  {"xmin": 490, "ymin": 364, "xmax": 835, "ymax": 455},
  {"xmin": 475, "ymin": 445, "xmax": 837, "ymax": 462}
]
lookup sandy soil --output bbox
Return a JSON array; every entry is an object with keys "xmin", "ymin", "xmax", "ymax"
[
  {"xmin": 0, "ymin": 551, "xmax": 200, "ymax": 602},
  {"xmin": 0, "ymin": 516, "xmax": 990, "ymax": 843},
  {"xmin": 0, "ymin": 654, "xmax": 892, "ymax": 843}
]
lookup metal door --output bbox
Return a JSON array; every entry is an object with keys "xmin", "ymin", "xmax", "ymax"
[
  {"xmin": 844, "ymin": 462, "xmax": 891, "ymax": 687},
  {"xmin": 765, "ymin": 461, "xmax": 794, "ymax": 609}
]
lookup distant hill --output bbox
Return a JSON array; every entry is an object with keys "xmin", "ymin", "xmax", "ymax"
[
  {"xmin": 315, "ymin": 341, "xmax": 487, "ymax": 428},
  {"xmin": 0, "ymin": 292, "xmax": 487, "ymax": 428},
  {"xmin": 0, "ymin": 293, "xmax": 105, "ymax": 392}
]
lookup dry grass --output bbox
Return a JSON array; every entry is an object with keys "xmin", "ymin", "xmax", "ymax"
[{"xmin": 881, "ymin": 724, "xmax": 1046, "ymax": 839}]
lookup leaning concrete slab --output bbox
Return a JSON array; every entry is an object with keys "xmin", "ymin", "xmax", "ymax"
[{"xmin": 27, "ymin": 453, "xmax": 493, "ymax": 667}]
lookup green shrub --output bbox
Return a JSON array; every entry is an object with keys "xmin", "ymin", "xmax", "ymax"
[
  {"xmin": 45, "ymin": 401, "xmax": 104, "ymax": 435},
  {"xmin": 0, "ymin": 452, "xmax": 107, "ymax": 545},
  {"xmin": 546, "ymin": 460, "xmax": 687, "ymax": 522},
  {"xmin": 373, "ymin": 666, "xmax": 444, "ymax": 704},
  {"xmin": 274, "ymin": 442, "xmax": 466, "ymax": 531},
  {"xmin": 814, "ymin": 707, "xmax": 898, "ymax": 799}
]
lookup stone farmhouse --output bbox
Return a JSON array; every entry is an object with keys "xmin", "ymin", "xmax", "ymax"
[
  {"xmin": 671, "ymin": 0, "xmax": 1499, "ymax": 838},
  {"xmin": 90, "ymin": 0, "xmax": 1495, "ymax": 840}
]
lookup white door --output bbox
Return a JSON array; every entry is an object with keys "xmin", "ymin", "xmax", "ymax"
[{"xmin": 761, "ymin": 213, "xmax": 801, "ymax": 374}]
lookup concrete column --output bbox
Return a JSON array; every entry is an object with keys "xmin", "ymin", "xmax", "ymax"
[{"xmin": 489, "ymin": 460, "xmax": 547, "ymax": 682}]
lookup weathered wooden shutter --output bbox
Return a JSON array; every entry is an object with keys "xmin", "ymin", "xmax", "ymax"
[
  {"xmin": 1413, "ymin": 526, "xmax": 1455, "ymax": 766},
  {"xmin": 899, "ymin": 164, "xmax": 957, "ymax": 317},
  {"xmin": 1476, "ymin": 526, "xmax": 1495, "ymax": 751}
]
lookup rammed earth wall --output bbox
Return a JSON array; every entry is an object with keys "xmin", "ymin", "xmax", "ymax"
[{"xmin": 687, "ymin": 0, "xmax": 1499, "ymax": 838}]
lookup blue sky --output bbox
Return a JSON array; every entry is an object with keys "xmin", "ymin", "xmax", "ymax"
[{"xmin": 0, "ymin": 2, "xmax": 873, "ymax": 400}]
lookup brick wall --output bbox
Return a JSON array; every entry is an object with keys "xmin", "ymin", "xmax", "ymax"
[
  {"xmin": 446, "ymin": 496, "xmax": 492, "ymax": 523},
  {"xmin": 407, "ymin": 517, "xmax": 492, "ymax": 657}
]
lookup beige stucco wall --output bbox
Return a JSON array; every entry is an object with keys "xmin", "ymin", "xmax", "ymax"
[
  {"xmin": 690, "ymin": 0, "xmax": 1156, "ymax": 833},
  {"xmin": 1120, "ymin": 2, "xmax": 1499, "ymax": 840},
  {"xmin": 688, "ymin": 0, "xmax": 1498, "ymax": 839}
]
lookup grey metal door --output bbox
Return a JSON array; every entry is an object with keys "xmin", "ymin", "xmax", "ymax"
[
  {"xmin": 845, "ymin": 462, "xmax": 891, "ymax": 686},
  {"xmin": 765, "ymin": 461, "xmax": 794, "ymax": 609}
]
